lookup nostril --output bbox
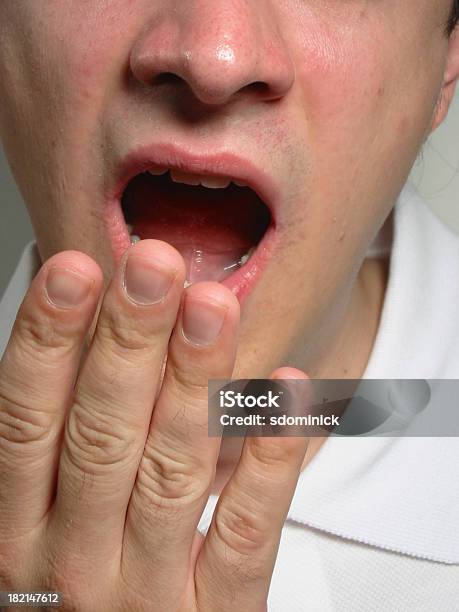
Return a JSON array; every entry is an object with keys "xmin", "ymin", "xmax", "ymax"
[
  {"xmin": 149, "ymin": 73, "xmax": 280, "ymax": 107},
  {"xmin": 242, "ymin": 81, "xmax": 273, "ymax": 99},
  {"xmin": 153, "ymin": 72, "xmax": 184, "ymax": 87}
]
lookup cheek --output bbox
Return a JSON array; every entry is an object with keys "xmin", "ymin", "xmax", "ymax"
[
  {"xmin": 45, "ymin": 10, "xmax": 129, "ymax": 112},
  {"xmin": 0, "ymin": 2, "xmax": 138, "ymax": 124},
  {"xmin": 295, "ymin": 18, "xmax": 393, "ymax": 136},
  {"xmin": 291, "ymin": 13, "xmax": 442, "ymax": 196},
  {"xmin": 0, "ymin": 3, "xmax": 139, "ymax": 186}
]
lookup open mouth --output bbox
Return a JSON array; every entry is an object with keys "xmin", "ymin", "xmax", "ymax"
[{"xmin": 119, "ymin": 166, "xmax": 274, "ymax": 296}]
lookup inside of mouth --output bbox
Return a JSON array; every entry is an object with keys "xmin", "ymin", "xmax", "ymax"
[{"xmin": 121, "ymin": 172, "xmax": 272, "ymax": 285}]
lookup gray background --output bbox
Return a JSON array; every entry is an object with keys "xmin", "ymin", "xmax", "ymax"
[{"xmin": 1, "ymin": 92, "xmax": 458, "ymax": 297}]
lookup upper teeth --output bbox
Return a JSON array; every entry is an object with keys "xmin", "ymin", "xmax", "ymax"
[
  {"xmin": 148, "ymin": 168, "xmax": 247, "ymax": 190},
  {"xmin": 148, "ymin": 167, "xmax": 169, "ymax": 176}
]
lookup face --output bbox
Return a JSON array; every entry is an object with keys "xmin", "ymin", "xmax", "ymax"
[{"xmin": 0, "ymin": 1, "xmax": 458, "ymax": 378}]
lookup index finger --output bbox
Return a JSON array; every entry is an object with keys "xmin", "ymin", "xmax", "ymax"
[{"xmin": 0, "ymin": 251, "xmax": 102, "ymax": 534}]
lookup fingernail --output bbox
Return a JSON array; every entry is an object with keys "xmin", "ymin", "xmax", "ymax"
[
  {"xmin": 45, "ymin": 267, "xmax": 93, "ymax": 309},
  {"xmin": 182, "ymin": 296, "xmax": 227, "ymax": 346},
  {"xmin": 124, "ymin": 255, "xmax": 176, "ymax": 305}
]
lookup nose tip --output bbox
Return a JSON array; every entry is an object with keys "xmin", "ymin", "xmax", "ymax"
[{"xmin": 129, "ymin": 7, "xmax": 294, "ymax": 107}]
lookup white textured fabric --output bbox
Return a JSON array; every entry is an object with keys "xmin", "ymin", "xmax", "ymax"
[{"xmin": 2, "ymin": 183, "xmax": 459, "ymax": 609}]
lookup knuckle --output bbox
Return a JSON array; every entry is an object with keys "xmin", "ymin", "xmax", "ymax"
[
  {"xmin": 0, "ymin": 390, "xmax": 51, "ymax": 447},
  {"xmin": 41, "ymin": 560, "xmax": 70, "ymax": 601},
  {"xmin": 158, "ymin": 393, "xmax": 209, "ymax": 441},
  {"xmin": 214, "ymin": 501, "xmax": 266, "ymax": 557},
  {"xmin": 118, "ymin": 569, "xmax": 168, "ymax": 612},
  {"xmin": 95, "ymin": 308, "xmax": 161, "ymax": 355},
  {"xmin": 248, "ymin": 437, "xmax": 299, "ymax": 470},
  {"xmin": 44, "ymin": 551, "xmax": 101, "ymax": 612},
  {"xmin": 136, "ymin": 438, "xmax": 210, "ymax": 508},
  {"xmin": 166, "ymin": 364, "xmax": 210, "ymax": 402},
  {"xmin": 64, "ymin": 399, "xmax": 138, "ymax": 470},
  {"xmin": 0, "ymin": 546, "xmax": 25, "ymax": 591},
  {"xmin": 11, "ymin": 307, "xmax": 78, "ymax": 360}
]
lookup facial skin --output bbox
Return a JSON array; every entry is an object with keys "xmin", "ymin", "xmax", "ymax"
[{"xmin": 1, "ymin": 1, "xmax": 459, "ymax": 385}]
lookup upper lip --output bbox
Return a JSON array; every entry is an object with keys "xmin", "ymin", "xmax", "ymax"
[{"xmin": 111, "ymin": 142, "xmax": 279, "ymax": 221}]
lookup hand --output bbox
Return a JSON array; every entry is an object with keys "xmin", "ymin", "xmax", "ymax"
[{"xmin": 0, "ymin": 240, "xmax": 307, "ymax": 611}]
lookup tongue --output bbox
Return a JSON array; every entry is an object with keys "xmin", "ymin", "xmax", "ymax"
[{"xmin": 122, "ymin": 173, "xmax": 269, "ymax": 283}]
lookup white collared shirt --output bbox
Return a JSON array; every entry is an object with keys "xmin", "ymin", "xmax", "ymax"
[{"xmin": 1, "ymin": 183, "xmax": 458, "ymax": 610}]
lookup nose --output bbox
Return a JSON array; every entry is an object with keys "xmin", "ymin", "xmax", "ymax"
[{"xmin": 129, "ymin": 1, "xmax": 295, "ymax": 106}]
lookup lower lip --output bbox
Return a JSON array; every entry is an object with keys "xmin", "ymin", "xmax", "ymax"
[
  {"xmin": 104, "ymin": 196, "xmax": 276, "ymax": 305},
  {"xmin": 221, "ymin": 224, "xmax": 276, "ymax": 302}
]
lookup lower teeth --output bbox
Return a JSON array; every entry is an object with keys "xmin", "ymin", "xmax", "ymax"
[{"xmin": 239, "ymin": 250, "xmax": 253, "ymax": 266}]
